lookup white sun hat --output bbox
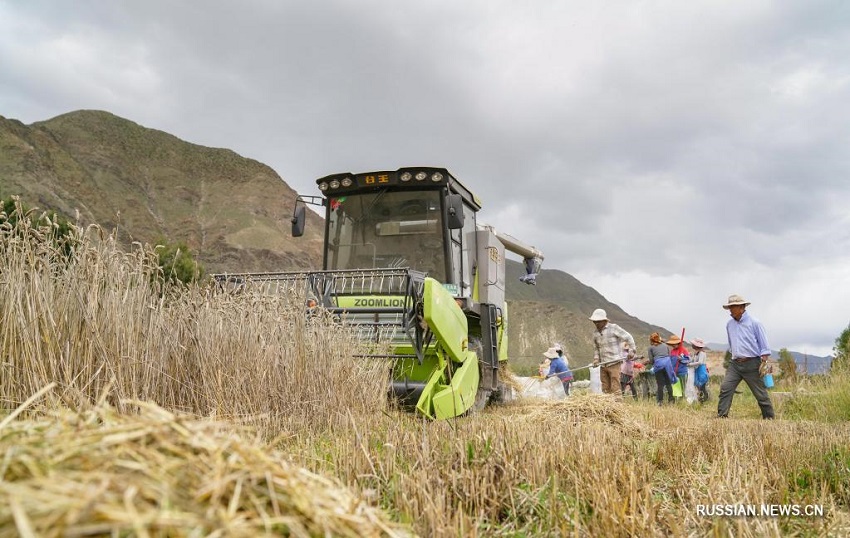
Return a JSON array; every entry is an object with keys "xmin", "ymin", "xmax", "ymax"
[{"xmin": 588, "ymin": 308, "xmax": 608, "ymax": 321}]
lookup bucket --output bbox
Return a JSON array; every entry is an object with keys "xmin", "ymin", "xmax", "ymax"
[
  {"xmin": 672, "ymin": 379, "xmax": 683, "ymax": 398},
  {"xmin": 695, "ymin": 364, "xmax": 709, "ymax": 386},
  {"xmin": 763, "ymin": 373, "xmax": 774, "ymax": 389}
]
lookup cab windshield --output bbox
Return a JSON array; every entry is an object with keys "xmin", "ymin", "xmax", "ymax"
[{"xmin": 326, "ymin": 190, "xmax": 446, "ymax": 281}]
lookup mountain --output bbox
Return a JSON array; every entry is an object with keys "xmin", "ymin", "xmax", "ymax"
[
  {"xmin": 789, "ymin": 353, "xmax": 832, "ymax": 375},
  {"xmin": 707, "ymin": 343, "xmax": 833, "ymax": 375},
  {"xmin": 1, "ymin": 109, "xmax": 668, "ymax": 373},
  {"xmin": 0, "ymin": 110, "xmax": 324, "ymax": 272}
]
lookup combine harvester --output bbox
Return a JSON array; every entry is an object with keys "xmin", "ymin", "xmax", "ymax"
[{"xmin": 216, "ymin": 167, "xmax": 543, "ymax": 419}]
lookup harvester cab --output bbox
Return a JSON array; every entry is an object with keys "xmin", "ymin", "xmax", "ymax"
[{"xmin": 221, "ymin": 167, "xmax": 543, "ymax": 419}]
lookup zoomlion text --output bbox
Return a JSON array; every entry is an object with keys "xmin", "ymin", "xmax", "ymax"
[
  {"xmin": 353, "ymin": 298, "xmax": 406, "ymax": 307},
  {"xmin": 696, "ymin": 504, "xmax": 824, "ymax": 517}
]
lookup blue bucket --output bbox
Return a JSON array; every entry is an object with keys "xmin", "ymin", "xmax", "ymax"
[{"xmin": 763, "ymin": 373, "xmax": 774, "ymax": 389}]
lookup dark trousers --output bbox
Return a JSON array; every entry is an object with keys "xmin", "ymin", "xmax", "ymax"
[
  {"xmin": 620, "ymin": 374, "xmax": 637, "ymax": 399},
  {"xmin": 561, "ymin": 380, "xmax": 571, "ymax": 396},
  {"xmin": 717, "ymin": 358, "xmax": 774, "ymax": 419},
  {"xmin": 655, "ymin": 370, "xmax": 673, "ymax": 404}
]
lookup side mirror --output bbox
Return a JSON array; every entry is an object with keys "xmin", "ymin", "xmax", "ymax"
[
  {"xmin": 291, "ymin": 204, "xmax": 306, "ymax": 237},
  {"xmin": 446, "ymin": 194, "xmax": 465, "ymax": 229}
]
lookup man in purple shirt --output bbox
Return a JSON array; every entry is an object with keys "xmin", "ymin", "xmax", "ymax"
[{"xmin": 717, "ymin": 294, "xmax": 775, "ymax": 419}]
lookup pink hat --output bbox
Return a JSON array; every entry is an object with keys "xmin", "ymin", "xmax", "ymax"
[{"xmin": 690, "ymin": 338, "xmax": 706, "ymax": 348}]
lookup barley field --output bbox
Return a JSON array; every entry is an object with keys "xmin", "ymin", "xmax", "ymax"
[{"xmin": 1, "ymin": 210, "xmax": 849, "ymax": 537}]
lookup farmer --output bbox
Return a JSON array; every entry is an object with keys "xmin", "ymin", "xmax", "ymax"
[
  {"xmin": 544, "ymin": 346, "xmax": 573, "ymax": 396},
  {"xmin": 717, "ymin": 294, "xmax": 775, "ymax": 419},
  {"xmin": 553, "ymin": 342, "xmax": 574, "ymax": 394},
  {"xmin": 589, "ymin": 308, "xmax": 636, "ymax": 395},
  {"xmin": 667, "ymin": 334, "xmax": 690, "ymax": 400},
  {"xmin": 689, "ymin": 338, "xmax": 710, "ymax": 403},
  {"xmin": 647, "ymin": 332, "xmax": 675, "ymax": 405}
]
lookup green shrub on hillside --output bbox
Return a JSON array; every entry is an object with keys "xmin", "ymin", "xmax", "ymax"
[{"xmin": 154, "ymin": 239, "xmax": 204, "ymax": 285}]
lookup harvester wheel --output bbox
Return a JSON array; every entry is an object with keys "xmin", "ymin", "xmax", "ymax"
[
  {"xmin": 472, "ymin": 387, "xmax": 492, "ymax": 412},
  {"xmin": 468, "ymin": 338, "xmax": 493, "ymax": 413},
  {"xmin": 492, "ymin": 381, "xmax": 515, "ymax": 404}
]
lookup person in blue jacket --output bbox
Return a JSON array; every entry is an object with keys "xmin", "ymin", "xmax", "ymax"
[
  {"xmin": 545, "ymin": 345, "xmax": 573, "ymax": 396},
  {"xmin": 646, "ymin": 332, "xmax": 676, "ymax": 405},
  {"xmin": 667, "ymin": 334, "xmax": 691, "ymax": 400}
]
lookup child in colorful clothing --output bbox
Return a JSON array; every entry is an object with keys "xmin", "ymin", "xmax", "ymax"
[
  {"xmin": 619, "ymin": 344, "xmax": 638, "ymax": 399},
  {"xmin": 689, "ymin": 338, "xmax": 710, "ymax": 403}
]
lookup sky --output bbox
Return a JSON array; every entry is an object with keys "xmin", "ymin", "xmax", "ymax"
[{"xmin": 1, "ymin": 1, "xmax": 848, "ymax": 357}]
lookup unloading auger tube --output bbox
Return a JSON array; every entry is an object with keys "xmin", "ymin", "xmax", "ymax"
[{"xmin": 481, "ymin": 225, "xmax": 544, "ymax": 285}]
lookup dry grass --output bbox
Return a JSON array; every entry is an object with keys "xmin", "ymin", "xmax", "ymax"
[
  {"xmin": 507, "ymin": 393, "xmax": 650, "ymax": 437},
  {"xmin": 0, "ymin": 397, "xmax": 408, "ymax": 537},
  {"xmin": 2, "ymin": 209, "xmax": 850, "ymax": 537},
  {"xmin": 0, "ymin": 207, "xmax": 389, "ymax": 432},
  {"xmin": 286, "ymin": 396, "xmax": 850, "ymax": 537}
]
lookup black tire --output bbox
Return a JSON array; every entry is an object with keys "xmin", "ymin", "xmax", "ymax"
[
  {"xmin": 491, "ymin": 379, "xmax": 515, "ymax": 404},
  {"xmin": 468, "ymin": 338, "xmax": 492, "ymax": 413},
  {"xmin": 472, "ymin": 386, "xmax": 492, "ymax": 412}
]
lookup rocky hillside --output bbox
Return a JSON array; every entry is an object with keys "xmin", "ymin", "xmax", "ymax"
[
  {"xmin": 0, "ymin": 109, "xmax": 671, "ymax": 373},
  {"xmin": 0, "ymin": 110, "xmax": 323, "ymax": 272}
]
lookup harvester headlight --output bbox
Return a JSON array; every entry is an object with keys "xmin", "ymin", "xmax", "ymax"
[
  {"xmin": 400, "ymin": 172, "xmax": 412, "ymax": 182},
  {"xmin": 431, "ymin": 172, "xmax": 443, "ymax": 182},
  {"xmin": 341, "ymin": 177, "xmax": 353, "ymax": 187},
  {"xmin": 329, "ymin": 179, "xmax": 341, "ymax": 189},
  {"xmin": 415, "ymin": 171, "xmax": 427, "ymax": 181},
  {"xmin": 318, "ymin": 182, "xmax": 329, "ymax": 191}
]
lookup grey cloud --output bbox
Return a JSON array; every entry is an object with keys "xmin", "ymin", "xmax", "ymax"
[{"xmin": 2, "ymin": 0, "xmax": 849, "ymax": 353}]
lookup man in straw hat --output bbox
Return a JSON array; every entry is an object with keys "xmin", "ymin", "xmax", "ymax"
[
  {"xmin": 717, "ymin": 294, "xmax": 774, "ymax": 419},
  {"xmin": 589, "ymin": 308, "xmax": 636, "ymax": 395}
]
